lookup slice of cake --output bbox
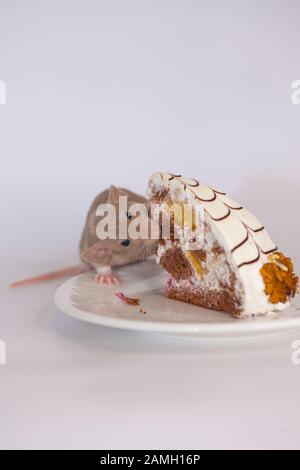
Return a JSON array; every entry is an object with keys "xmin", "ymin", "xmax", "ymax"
[{"xmin": 148, "ymin": 172, "xmax": 298, "ymax": 318}]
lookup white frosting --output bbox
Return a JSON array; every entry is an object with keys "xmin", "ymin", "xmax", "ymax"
[{"xmin": 148, "ymin": 172, "xmax": 287, "ymax": 316}]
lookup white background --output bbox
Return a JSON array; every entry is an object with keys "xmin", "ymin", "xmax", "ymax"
[{"xmin": 1, "ymin": 0, "xmax": 300, "ymax": 449}]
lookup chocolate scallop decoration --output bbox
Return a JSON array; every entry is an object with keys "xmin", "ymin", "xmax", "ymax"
[
  {"xmin": 210, "ymin": 214, "xmax": 249, "ymax": 252},
  {"xmin": 233, "ymin": 238, "xmax": 261, "ymax": 268},
  {"xmin": 237, "ymin": 249, "xmax": 261, "ymax": 269},
  {"xmin": 231, "ymin": 232, "xmax": 249, "ymax": 253},
  {"xmin": 168, "ymin": 173, "xmax": 182, "ymax": 181},
  {"xmin": 218, "ymin": 193, "xmax": 243, "ymax": 210},
  {"xmin": 180, "ymin": 177, "xmax": 199, "ymax": 187},
  {"xmin": 201, "ymin": 198, "xmax": 231, "ymax": 221},
  {"xmin": 190, "ymin": 183, "xmax": 217, "ymax": 202},
  {"xmin": 211, "ymin": 187, "xmax": 226, "ymax": 195},
  {"xmin": 237, "ymin": 208, "xmax": 264, "ymax": 232},
  {"xmin": 251, "ymin": 228, "xmax": 277, "ymax": 255}
]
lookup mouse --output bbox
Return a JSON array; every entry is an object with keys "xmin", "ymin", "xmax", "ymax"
[{"xmin": 10, "ymin": 185, "xmax": 156, "ymax": 287}]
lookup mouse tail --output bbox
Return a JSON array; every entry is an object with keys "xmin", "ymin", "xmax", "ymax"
[{"xmin": 10, "ymin": 265, "xmax": 87, "ymax": 288}]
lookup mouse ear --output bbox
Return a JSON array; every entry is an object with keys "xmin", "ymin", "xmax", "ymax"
[{"xmin": 107, "ymin": 185, "xmax": 128, "ymax": 205}]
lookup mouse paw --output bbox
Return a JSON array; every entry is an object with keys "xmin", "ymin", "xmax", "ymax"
[{"xmin": 95, "ymin": 273, "xmax": 119, "ymax": 285}]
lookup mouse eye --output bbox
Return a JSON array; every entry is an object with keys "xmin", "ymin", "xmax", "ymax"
[
  {"xmin": 127, "ymin": 212, "xmax": 133, "ymax": 220},
  {"xmin": 121, "ymin": 239, "xmax": 131, "ymax": 247}
]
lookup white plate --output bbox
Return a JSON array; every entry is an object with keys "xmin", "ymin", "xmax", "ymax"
[{"xmin": 54, "ymin": 259, "xmax": 300, "ymax": 341}]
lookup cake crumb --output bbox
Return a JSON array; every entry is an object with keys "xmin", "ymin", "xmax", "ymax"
[
  {"xmin": 139, "ymin": 308, "xmax": 147, "ymax": 315},
  {"xmin": 115, "ymin": 292, "xmax": 140, "ymax": 305}
]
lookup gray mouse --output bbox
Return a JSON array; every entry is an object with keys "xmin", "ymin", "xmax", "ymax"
[{"xmin": 11, "ymin": 185, "xmax": 156, "ymax": 287}]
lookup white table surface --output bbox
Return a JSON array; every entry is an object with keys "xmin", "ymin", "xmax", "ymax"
[
  {"xmin": 1, "ymin": 0, "xmax": 300, "ymax": 450},
  {"xmin": 1, "ymin": 254, "xmax": 300, "ymax": 450}
]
